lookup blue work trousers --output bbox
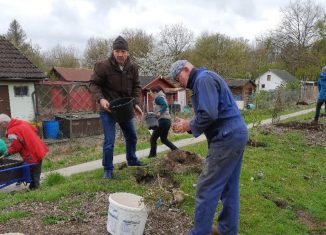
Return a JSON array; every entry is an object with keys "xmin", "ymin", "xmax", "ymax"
[
  {"xmin": 100, "ymin": 111, "xmax": 138, "ymax": 170},
  {"xmin": 189, "ymin": 124, "xmax": 248, "ymax": 235}
]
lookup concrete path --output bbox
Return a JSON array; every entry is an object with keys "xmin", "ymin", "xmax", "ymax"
[{"xmin": 1, "ymin": 108, "xmax": 315, "ymax": 193}]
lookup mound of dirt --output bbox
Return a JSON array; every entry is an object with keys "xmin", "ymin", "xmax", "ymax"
[
  {"xmin": 275, "ymin": 121, "xmax": 324, "ymax": 131},
  {"xmin": 159, "ymin": 149, "xmax": 203, "ymax": 174},
  {"xmin": 274, "ymin": 121, "xmax": 326, "ymax": 147}
]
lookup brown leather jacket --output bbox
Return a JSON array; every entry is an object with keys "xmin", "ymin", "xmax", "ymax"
[{"xmin": 89, "ymin": 54, "xmax": 141, "ymax": 106}]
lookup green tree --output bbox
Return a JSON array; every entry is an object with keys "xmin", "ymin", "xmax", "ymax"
[
  {"xmin": 312, "ymin": 14, "xmax": 326, "ymax": 75},
  {"xmin": 315, "ymin": 14, "xmax": 326, "ymax": 39},
  {"xmin": 247, "ymin": 38, "xmax": 286, "ymax": 79},
  {"xmin": 121, "ymin": 29, "xmax": 154, "ymax": 59},
  {"xmin": 189, "ymin": 33, "xmax": 250, "ymax": 78},
  {"xmin": 82, "ymin": 37, "xmax": 110, "ymax": 68},
  {"xmin": 5, "ymin": 19, "xmax": 46, "ymax": 71},
  {"xmin": 5, "ymin": 19, "xmax": 27, "ymax": 49}
]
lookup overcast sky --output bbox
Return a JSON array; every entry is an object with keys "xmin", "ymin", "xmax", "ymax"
[{"xmin": 1, "ymin": 0, "xmax": 325, "ymax": 53}]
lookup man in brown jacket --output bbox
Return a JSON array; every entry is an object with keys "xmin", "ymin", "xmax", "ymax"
[{"xmin": 90, "ymin": 36, "xmax": 145, "ymax": 179}]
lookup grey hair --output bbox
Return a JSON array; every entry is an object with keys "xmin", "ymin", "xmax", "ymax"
[
  {"xmin": 322, "ymin": 66, "xmax": 326, "ymax": 72},
  {"xmin": 0, "ymin": 114, "xmax": 11, "ymax": 124}
]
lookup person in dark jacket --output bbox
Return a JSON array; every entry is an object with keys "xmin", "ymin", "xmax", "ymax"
[
  {"xmin": 148, "ymin": 86, "xmax": 178, "ymax": 158},
  {"xmin": 170, "ymin": 60, "xmax": 248, "ymax": 235},
  {"xmin": 89, "ymin": 36, "xmax": 145, "ymax": 179},
  {"xmin": 313, "ymin": 66, "xmax": 326, "ymax": 123},
  {"xmin": 0, "ymin": 114, "xmax": 48, "ymax": 190}
]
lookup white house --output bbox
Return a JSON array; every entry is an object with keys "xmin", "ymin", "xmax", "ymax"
[
  {"xmin": 0, "ymin": 36, "xmax": 47, "ymax": 121},
  {"xmin": 255, "ymin": 69, "xmax": 297, "ymax": 91}
]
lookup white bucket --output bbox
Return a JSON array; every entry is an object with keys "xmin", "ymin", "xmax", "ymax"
[{"xmin": 107, "ymin": 192, "xmax": 148, "ymax": 235}]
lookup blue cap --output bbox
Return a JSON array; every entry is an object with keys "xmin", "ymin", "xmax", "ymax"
[{"xmin": 170, "ymin": 60, "xmax": 188, "ymax": 80}]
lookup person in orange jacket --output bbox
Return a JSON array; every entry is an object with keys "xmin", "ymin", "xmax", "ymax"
[{"xmin": 0, "ymin": 114, "xmax": 48, "ymax": 190}]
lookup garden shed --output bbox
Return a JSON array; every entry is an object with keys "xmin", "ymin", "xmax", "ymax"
[
  {"xmin": 140, "ymin": 75, "xmax": 187, "ymax": 112},
  {"xmin": 0, "ymin": 36, "xmax": 47, "ymax": 121},
  {"xmin": 225, "ymin": 79, "xmax": 256, "ymax": 104}
]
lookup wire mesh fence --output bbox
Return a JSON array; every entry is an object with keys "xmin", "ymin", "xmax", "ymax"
[
  {"xmin": 34, "ymin": 82, "xmax": 101, "ymax": 139},
  {"xmin": 35, "ymin": 82, "xmax": 98, "ymax": 117}
]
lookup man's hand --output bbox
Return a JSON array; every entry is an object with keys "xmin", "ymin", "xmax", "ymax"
[
  {"xmin": 99, "ymin": 98, "xmax": 110, "ymax": 112},
  {"xmin": 172, "ymin": 117, "xmax": 190, "ymax": 133},
  {"xmin": 134, "ymin": 105, "xmax": 143, "ymax": 118}
]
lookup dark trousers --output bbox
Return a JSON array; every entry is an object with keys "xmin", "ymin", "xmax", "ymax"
[
  {"xmin": 149, "ymin": 119, "xmax": 178, "ymax": 156},
  {"xmin": 29, "ymin": 161, "xmax": 42, "ymax": 189},
  {"xmin": 314, "ymin": 99, "xmax": 326, "ymax": 121},
  {"xmin": 100, "ymin": 111, "xmax": 139, "ymax": 170}
]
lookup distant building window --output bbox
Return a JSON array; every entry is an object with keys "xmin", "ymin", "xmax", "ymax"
[
  {"xmin": 261, "ymin": 84, "xmax": 265, "ymax": 89},
  {"xmin": 14, "ymin": 86, "xmax": 29, "ymax": 97},
  {"xmin": 267, "ymin": 75, "xmax": 271, "ymax": 81}
]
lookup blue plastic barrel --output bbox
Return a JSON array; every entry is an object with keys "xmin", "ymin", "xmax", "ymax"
[{"xmin": 43, "ymin": 120, "xmax": 59, "ymax": 139}]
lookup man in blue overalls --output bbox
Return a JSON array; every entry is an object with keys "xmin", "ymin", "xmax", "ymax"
[{"xmin": 171, "ymin": 60, "xmax": 248, "ymax": 235}]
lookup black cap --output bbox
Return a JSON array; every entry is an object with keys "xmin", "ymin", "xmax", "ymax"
[{"xmin": 113, "ymin": 36, "xmax": 129, "ymax": 51}]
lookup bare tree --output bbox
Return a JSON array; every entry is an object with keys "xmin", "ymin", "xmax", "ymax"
[
  {"xmin": 82, "ymin": 37, "xmax": 111, "ymax": 68},
  {"xmin": 43, "ymin": 44, "xmax": 80, "ymax": 70},
  {"xmin": 158, "ymin": 23, "xmax": 195, "ymax": 59},
  {"xmin": 270, "ymin": 0, "xmax": 324, "ymax": 71}
]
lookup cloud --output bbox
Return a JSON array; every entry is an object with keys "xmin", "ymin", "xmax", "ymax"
[{"xmin": 0, "ymin": 0, "xmax": 325, "ymax": 54}]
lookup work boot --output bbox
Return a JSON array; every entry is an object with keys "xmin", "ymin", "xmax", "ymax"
[
  {"xmin": 28, "ymin": 182, "xmax": 39, "ymax": 190},
  {"xmin": 103, "ymin": 170, "xmax": 113, "ymax": 179}
]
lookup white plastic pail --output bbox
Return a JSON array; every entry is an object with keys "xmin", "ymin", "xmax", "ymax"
[{"xmin": 107, "ymin": 192, "xmax": 148, "ymax": 235}]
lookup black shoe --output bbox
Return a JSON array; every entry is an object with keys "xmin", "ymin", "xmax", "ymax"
[
  {"xmin": 128, "ymin": 161, "xmax": 147, "ymax": 167},
  {"xmin": 103, "ymin": 170, "xmax": 113, "ymax": 179},
  {"xmin": 16, "ymin": 181, "xmax": 22, "ymax": 186},
  {"xmin": 28, "ymin": 184, "xmax": 39, "ymax": 190}
]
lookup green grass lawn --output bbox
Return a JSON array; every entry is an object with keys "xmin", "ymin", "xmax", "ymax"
[{"xmin": 0, "ymin": 113, "xmax": 325, "ymax": 234}]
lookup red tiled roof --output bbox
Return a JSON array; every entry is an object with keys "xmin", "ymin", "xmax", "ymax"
[
  {"xmin": 0, "ymin": 36, "xmax": 46, "ymax": 80},
  {"xmin": 52, "ymin": 67, "xmax": 93, "ymax": 82}
]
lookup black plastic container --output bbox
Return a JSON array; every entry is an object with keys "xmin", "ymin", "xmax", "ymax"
[{"xmin": 110, "ymin": 97, "xmax": 135, "ymax": 123}]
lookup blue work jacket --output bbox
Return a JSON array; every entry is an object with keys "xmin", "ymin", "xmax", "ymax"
[{"xmin": 187, "ymin": 68, "xmax": 245, "ymax": 140}]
